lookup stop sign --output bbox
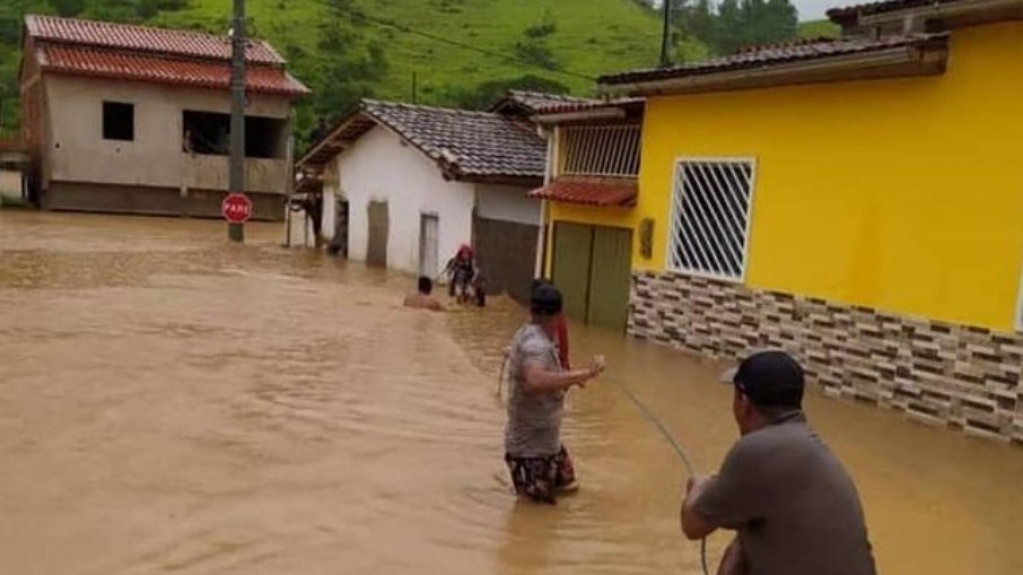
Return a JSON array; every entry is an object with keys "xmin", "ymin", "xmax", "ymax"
[{"xmin": 221, "ymin": 193, "xmax": 253, "ymax": 224}]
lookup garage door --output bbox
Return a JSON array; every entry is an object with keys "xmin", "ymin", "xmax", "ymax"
[{"xmin": 551, "ymin": 222, "xmax": 633, "ymax": 331}]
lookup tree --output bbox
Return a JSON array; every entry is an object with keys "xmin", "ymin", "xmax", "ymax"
[
  {"xmin": 672, "ymin": 0, "xmax": 798, "ymax": 56},
  {"xmin": 308, "ymin": 21, "xmax": 388, "ymax": 128}
]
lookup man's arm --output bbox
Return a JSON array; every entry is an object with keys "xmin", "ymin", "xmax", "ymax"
[
  {"xmin": 682, "ymin": 476, "xmax": 719, "ymax": 540},
  {"xmin": 521, "ymin": 357, "xmax": 603, "ymax": 394},
  {"xmin": 681, "ymin": 440, "xmax": 766, "ymax": 540}
]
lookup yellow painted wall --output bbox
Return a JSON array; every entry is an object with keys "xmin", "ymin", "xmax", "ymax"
[
  {"xmin": 618, "ymin": 21, "xmax": 1023, "ymax": 332},
  {"xmin": 544, "ymin": 202, "xmax": 639, "ymax": 278}
]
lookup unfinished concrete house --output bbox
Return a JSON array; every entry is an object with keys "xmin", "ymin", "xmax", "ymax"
[{"xmin": 19, "ymin": 15, "xmax": 308, "ymax": 220}]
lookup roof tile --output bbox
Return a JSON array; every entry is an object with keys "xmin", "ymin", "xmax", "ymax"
[
  {"xmin": 599, "ymin": 34, "xmax": 946, "ymax": 85},
  {"xmin": 363, "ymin": 101, "xmax": 546, "ymax": 181},
  {"xmin": 40, "ymin": 45, "xmax": 308, "ymax": 96},
  {"xmin": 496, "ymin": 90, "xmax": 601, "ymax": 114},
  {"xmin": 26, "ymin": 14, "xmax": 283, "ymax": 64},
  {"xmin": 533, "ymin": 97, "xmax": 645, "ymax": 117},
  {"xmin": 827, "ymin": 0, "xmax": 966, "ymax": 22},
  {"xmin": 528, "ymin": 177, "xmax": 638, "ymax": 207}
]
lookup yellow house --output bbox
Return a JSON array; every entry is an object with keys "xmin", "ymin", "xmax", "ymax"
[{"xmin": 535, "ymin": 0, "xmax": 1023, "ymax": 442}]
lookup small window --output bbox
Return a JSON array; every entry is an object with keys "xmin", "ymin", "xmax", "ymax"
[
  {"xmin": 668, "ymin": 158, "xmax": 756, "ymax": 280},
  {"xmin": 102, "ymin": 101, "xmax": 134, "ymax": 141}
]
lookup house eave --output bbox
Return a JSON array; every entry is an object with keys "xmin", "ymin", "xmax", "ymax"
[
  {"xmin": 532, "ymin": 107, "xmax": 627, "ymax": 125},
  {"xmin": 858, "ymin": 0, "xmax": 1023, "ymax": 28},
  {"xmin": 599, "ymin": 44, "xmax": 948, "ymax": 97},
  {"xmin": 444, "ymin": 171, "xmax": 544, "ymax": 187}
]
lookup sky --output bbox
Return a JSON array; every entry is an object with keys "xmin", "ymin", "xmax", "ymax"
[{"xmin": 652, "ymin": 0, "xmax": 836, "ymax": 21}]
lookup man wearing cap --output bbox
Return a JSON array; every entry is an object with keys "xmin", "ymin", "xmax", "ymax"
[
  {"xmin": 504, "ymin": 282, "xmax": 605, "ymax": 504},
  {"xmin": 681, "ymin": 350, "xmax": 876, "ymax": 575}
]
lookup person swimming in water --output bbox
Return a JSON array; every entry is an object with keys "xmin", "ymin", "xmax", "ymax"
[{"xmin": 403, "ymin": 276, "xmax": 444, "ymax": 312}]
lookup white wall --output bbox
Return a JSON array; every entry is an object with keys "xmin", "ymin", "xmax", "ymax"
[
  {"xmin": 475, "ymin": 183, "xmax": 541, "ymax": 225},
  {"xmin": 44, "ymin": 76, "xmax": 291, "ymax": 194},
  {"xmin": 0, "ymin": 170, "xmax": 21, "ymax": 196},
  {"xmin": 332, "ymin": 126, "xmax": 475, "ymax": 276}
]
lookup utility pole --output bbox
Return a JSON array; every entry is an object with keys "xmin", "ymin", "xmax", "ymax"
[
  {"xmin": 660, "ymin": 0, "xmax": 672, "ymax": 68},
  {"xmin": 228, "ymin": 0, "xmax": 247, "ymax": 242}
]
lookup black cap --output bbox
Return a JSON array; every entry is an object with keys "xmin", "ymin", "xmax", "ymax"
[
  {"xmin": 721, "ymin": 350, "xmax": 805, "ymax": 408},
  {"xmin": 530, "ymin": 282, "xmax": 563, "ymax": 317}
]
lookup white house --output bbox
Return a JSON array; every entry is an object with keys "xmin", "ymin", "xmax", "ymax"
[{"xmin": 295, "ymin": 93, "xmax": 595, "ymax": 302}]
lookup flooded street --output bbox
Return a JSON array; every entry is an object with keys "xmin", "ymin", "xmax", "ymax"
[{"xmin": 1, "ymin": 211, "xmax": 1021, "ymax": 575}]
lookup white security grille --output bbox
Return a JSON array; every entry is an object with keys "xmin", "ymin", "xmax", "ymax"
[
  {"xmin": 668, "ymin": 159, "xmax": 756, "ymax": 280},
  {"xmin": 559, "ymin": 125, "xmax": 641, "ymax": 178}
]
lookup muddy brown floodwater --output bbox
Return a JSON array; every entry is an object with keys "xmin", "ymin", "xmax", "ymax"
[{"xmin": 1, "ymin": 211, "xmax": 1021, "ymax": 575}]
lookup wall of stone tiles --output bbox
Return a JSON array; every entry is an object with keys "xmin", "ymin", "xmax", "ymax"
[{"xmin": 629, "ymin": 271, "xmax": 1023, "ymax": 443}]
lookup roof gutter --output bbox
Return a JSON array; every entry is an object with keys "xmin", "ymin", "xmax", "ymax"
[
  {"xmin": 598, "ymin": 44, "xmax": 945, "ymax": 97},
  {"xmin": 531, "ymin": 107, "xmax": 627, "ymax": 124},
  {"xmin": 859, "ymin": 0, "xmax": 1023, "ymax": 26}
]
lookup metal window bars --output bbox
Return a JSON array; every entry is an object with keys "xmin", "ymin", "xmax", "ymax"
[
  {"xmin": 559, "ymin": 125, "xmax": 641, "ymax": 178},
  {"xmin": 669, "ymin": 159, "xmax": 755, "ymax": 280}
]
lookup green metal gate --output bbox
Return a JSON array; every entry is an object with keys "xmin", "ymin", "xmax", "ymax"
[{"xmin": 551, "ymin": 222, "xmax": 633, "ymax": 331}]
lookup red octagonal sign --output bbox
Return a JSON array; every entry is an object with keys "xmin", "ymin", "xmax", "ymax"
[{"xmin": 222, "ymin": 193, "xmax": 253, "ymax": 224}]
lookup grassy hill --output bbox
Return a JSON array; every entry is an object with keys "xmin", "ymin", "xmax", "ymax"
[
  {"xmin": 160, "ymin": 0, "xmax": 701, "ymax": 97},
  {"xmin": 798, "ymin": 19, "xmax": 841, "ymax": 38},
  {"xmin": 0, "ymin": 1, "xmax": 831, "ymax": 144},
  {"xmin": 1, "ymin": 0, "xmax": 708, "ymax": 141}
]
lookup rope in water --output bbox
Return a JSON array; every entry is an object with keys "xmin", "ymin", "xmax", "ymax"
[
  {"xmin": 496, "ymin": 360, "xmax": 710, "ymax": 575},
  {"xmin": 607, "ymin": 376, "xmax": 710, "ymax": 575}
]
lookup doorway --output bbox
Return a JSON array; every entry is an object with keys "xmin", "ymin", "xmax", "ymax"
[
  {"xmin": 419, "ymin": 213, "xmax": 439, "ymax": 278},
  {"xmin": 366, "ymin": 200, "xmax": 389, "ymax": 267}
]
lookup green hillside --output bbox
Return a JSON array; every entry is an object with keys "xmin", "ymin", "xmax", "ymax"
[
  {"xmin": 0, "ymin": 0, "xmax": 707, "ymax": 142},
  {"xmin": 798, "ymin": 19, "xmax": 841, "ymax": 38}
]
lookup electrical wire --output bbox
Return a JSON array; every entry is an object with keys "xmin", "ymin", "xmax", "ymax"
[{"xmin": 335, "ymin": 7, "xmax": 599, "ymax": 82}]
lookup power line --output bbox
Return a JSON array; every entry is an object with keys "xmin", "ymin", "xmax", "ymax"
[{"xmin": 338, "ymin": 8, "xmax": 598, "ymax": 82}]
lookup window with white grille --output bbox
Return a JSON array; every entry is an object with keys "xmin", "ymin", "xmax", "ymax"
[
  {"xmin": 559, "ymin": 125, "xmax": 641, "ymax": 177},
  {"xmin": 668, "ymin": 159, "xmax": 756, "ymax": 280}
]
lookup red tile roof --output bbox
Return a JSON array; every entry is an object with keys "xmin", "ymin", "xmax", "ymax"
[
  {"xmin": 598, "ymin": 34, "xmax": 948, "ymax": 86},
  {"xmin": 26, "ymin": 14, "xmax": 283, "ymax": 64},
  {"xmin": 25, "ymin": 15, "xmax": 306, "ymax": 97},
  {"xmin": 38, "ymin": 46, "xmax": 308, "ymax": 96},
  {"xmin": 528, "ymin": 177, "xmax": 638, "ymax": 207}
]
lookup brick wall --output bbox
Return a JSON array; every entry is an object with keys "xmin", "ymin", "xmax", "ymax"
[{"xmin": 629, "ymin": 271, "xmax": 1023, "ymax": 443}]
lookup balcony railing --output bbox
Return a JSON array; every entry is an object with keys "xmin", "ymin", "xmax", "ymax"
[{"xmin": 558, "ymin": 125, "xmax": 641, "ymax": 178}]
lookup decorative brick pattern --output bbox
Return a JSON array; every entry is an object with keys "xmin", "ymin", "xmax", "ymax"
[{"xmin": 629, "ymin": 271, "xmax": 1023, "ymax": 443}]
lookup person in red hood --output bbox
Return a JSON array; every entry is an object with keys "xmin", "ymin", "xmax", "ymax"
[{"xmin": 445, "ymin": 243, "xmax": 478, "ymax": 303}]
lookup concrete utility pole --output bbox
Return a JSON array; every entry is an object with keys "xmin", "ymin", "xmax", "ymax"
[
  {"xmin": 228, "ymin": 0, "xmax": 247, "ymax": 242},
  {"xmin": 660, "ymin": 0, "xmax": 672, "ymax": 68}
]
